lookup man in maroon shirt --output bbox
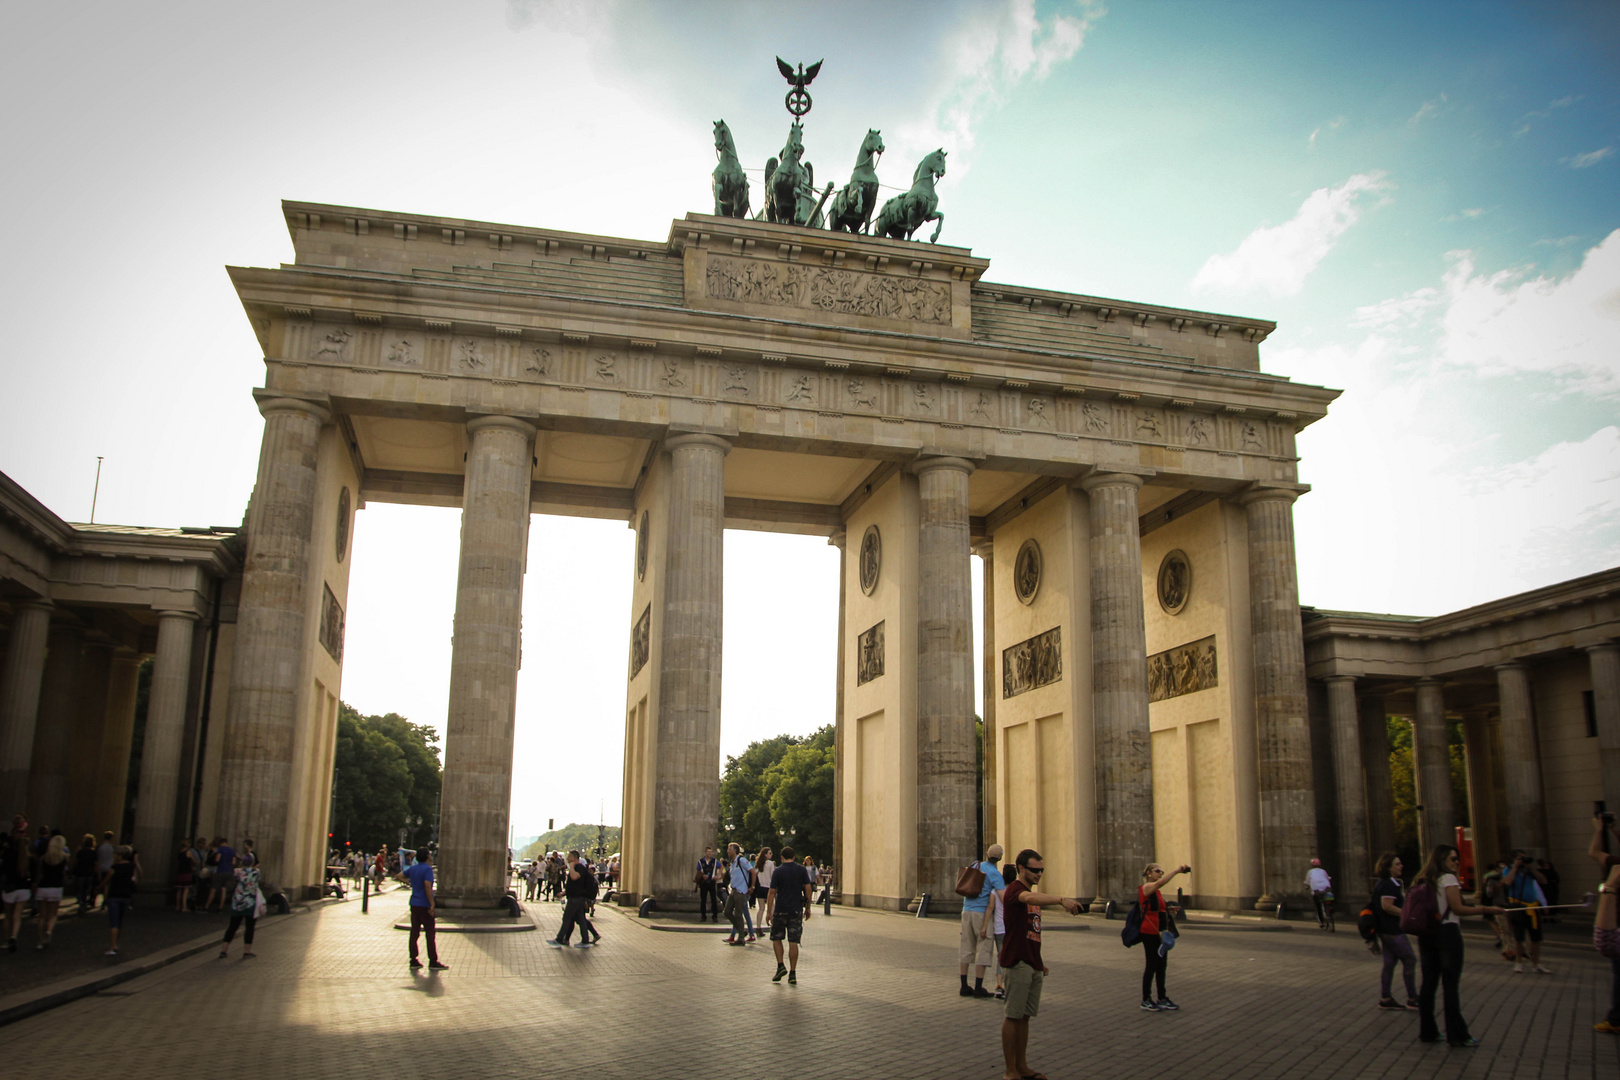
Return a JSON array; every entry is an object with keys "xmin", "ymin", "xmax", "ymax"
[{"xmin": 999, "ymin": 848, "xmax": 1085, "ymax": 1080}]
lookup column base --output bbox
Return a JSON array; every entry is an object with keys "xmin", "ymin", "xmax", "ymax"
[{"xmin": 436, "ymin": 891, "xmax": 514, "ymax": 909}]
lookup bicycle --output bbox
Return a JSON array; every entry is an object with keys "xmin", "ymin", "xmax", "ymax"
[{"xmin": 1313, "ymin": 889, "xmax": 1336, "ymax": 931}]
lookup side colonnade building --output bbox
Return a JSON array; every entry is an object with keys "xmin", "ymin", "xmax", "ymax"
[{"xmin": 4, "ymin": 198, "xmax": 1378, "ymax": 911}]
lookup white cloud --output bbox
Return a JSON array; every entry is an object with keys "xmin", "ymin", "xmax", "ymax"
[
  {"xmin": 1563, "ymin": 146, "xmax": 1615, "ymax": 169},
  {"xmin": 1308, "ymin": 116, "xmax": 1346, "ymax": 148},
  {"xmin": 896, "ymin": 0, "xmax": 1102, "ymax": 166},
  {"xmin": 1409, "ymin": 93, "xmax": 1448, "ymax": 124},
  {"xmin": 1189, "ymin": 172, "xmax": 1391, "ymax": 297}
]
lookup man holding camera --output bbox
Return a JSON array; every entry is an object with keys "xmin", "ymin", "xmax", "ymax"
[{"xmin": 1503, "ymin": 849, "xmax": 1551, "ymax": 974}]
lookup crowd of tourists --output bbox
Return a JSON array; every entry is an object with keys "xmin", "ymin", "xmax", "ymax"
[
  {"xmin": 0, "ymin": 814, "xmax": 267, "ymax": 959},
  {"xmin": 517, "ymin": 851, "xmax": 619, "ymax": 904}
]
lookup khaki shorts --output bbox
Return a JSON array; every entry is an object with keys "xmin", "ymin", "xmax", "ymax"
[
  {"xmin": 1004, "ymin": 962, "xmax": 1043, "ymax": 1019},
  {"xmin": 959, "ymin": 908, "xmax": 994, "ymax": 967}
]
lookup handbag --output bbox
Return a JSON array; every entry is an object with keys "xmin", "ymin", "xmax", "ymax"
[{"xmin": 954, "ymin": 862, "xmax": 987, "ymax": 898}]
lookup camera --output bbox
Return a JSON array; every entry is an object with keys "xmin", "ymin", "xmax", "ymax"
[{"xmin": 1603, "ymin": 812, "xmax": 1616, "ymax": 825}]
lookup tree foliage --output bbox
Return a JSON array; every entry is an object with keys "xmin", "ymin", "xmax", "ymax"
[
  {"xmin": 719, "ymin": 726, "xmax": 834, "ymax": 862},
  {"xmin": 520, "ymin": 823, "xmax": 621, "ymax": 861},
  {"xmin": 331, "ymin": 704, "xmax": 442, "ymax": 853},
  {"xmin": 1386, "ymin": 714, "xmax": 1470, "ymax": 868}
]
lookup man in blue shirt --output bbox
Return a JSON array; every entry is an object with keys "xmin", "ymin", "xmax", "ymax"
[
  {"xmin": 723, "ymin": 842, "xmax": 755, "ymax": 945},
  {"xmin": 960, "ymin": 844, "xmax": 1006, "ymax": 998},
  {"xmin": 402, "ymin": 848, "xmax": 448, "ymax": 971}
]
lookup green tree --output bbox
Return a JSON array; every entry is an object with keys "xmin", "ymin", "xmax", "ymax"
[
  {"xmin": 719, "ymin": 726, "xmax": 834, "ymax": 862},
  {"xmin": 331, "ymin": 703, "xmax": 441, "ymax": 854},
  {"xmin": 520, "ymin": 823, "xmax": 620, "ymax": 860}
]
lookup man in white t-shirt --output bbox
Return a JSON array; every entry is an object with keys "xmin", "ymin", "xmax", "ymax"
[{"xmin": 1305, "ymin": 859, "xmax": 1332, "ymax": 928}]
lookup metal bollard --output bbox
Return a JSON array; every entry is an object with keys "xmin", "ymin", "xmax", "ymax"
[
  {"xmin": 915, "ymin": 892, "xmax": 931, "ymax": 919},
  {"xmin": 822, "ymin": 890, "xmax": 831, "ymax": 917},
  {"xmin": 362, "ymin": 875, "xmax": 369, "ymax": 914}
]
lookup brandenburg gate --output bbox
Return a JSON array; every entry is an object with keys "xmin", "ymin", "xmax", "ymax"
[{"xmin": 197, "ymin": 191, "xmax": 1339, "ymax": 913}]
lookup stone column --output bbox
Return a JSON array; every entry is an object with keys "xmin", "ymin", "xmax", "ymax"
[
  {"xmin": 650, "ymin": 432, "xmax": 728, "ymax": 904},
  {"xmin": 1081, "ymin": 471, "xmax": 1152, "ymax": 904},
  {"xmin": 1324, "ymin": 676, "xmax": 1369, "ymax": 892},
  {"xmin": 438, "ymin": 414, "xmax": 537, "ymax": 904},
  {"xmin": 64, "ymin": 642, "xmax": 114, "ymax": 842},
  {"xmin": 28, "ymin": 623, "xmax": 83, "ymax": 830},
  {"xmin": 1586, "ymin": 643, "xmax": 1620, "ymax": 815},
  {"xmin": 1357, "ymin": 692, "xmax": 1397, "ymax": 859},
  {"xmin": 94, "ymin": 650, "xmax": 142, "ymax": 836},
  {"xmin": 830, "ymin": 528, "xmax": 847, "ymax": 889},
  {"xmin": 1461, "ymin": 714, "xmax": 1501, "ymax": 872},
  {"xmin": 132, "ymin": 612, "xmax": 199, "ymax": 881},
  {"xmin": 976, "ymin": 539, "xmax": 997, "ymax": 847},
  {"xmin": 1412, "ymin": 679, "xmax": 1454, "ymax": 854},
  {"xmin": 914, "ymin": 457, "xmax": 976, "ymax": 906},
  {"xmin": 216, "ymin": 393, "xmax": 329, "ymax": 884},
  {"xmin": 1495, "ymin": 662, "xmax": 1547, "ymax": 854},
  {"xmin": 0, "ymin": 600, "xmax": 52, "ymax": 814},
  {"xmin": 1238, "ymin": 485, "xmax": 1317, "ymax": 905}
]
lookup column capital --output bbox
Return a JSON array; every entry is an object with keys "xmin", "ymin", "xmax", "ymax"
[
  {"xmin": 970, "ymin": 537, "xmax": 993, "ymax": 559},
  {"xmin": 1413, "ymin": 676, "xmax": 1443, "ymax": 687},
  {"xmin": 252, "ymin": 388, "xmax": 331, "ymax": 425},
  {"xmin": 12, "ymin": 598, "xmax": 54, "ymax": 616},
  {"xmin": 911, "ymin": 455, "xmax": 976, "ymax": 477},
  {"xmin": 465, "ymin": 413, "xmax": 538, "ymax": 440},
  {"xmin": 1582, "ymin": 640, "xmax": 1619, "ymax": 656},
  {"xmin": 152, "ymin": 609, "xmax": 201, "ymax": 624},
  {"xmin": 1322, "ymin": 674, "xmax": 1357, "ymax": 686},
  {"xmin": 1493, "ymin": 661, "xmax": 1528, "ymax": 674},
  {"xmin": 828, "ymin": 527, "xmax": 847, "ymax": 550},
  {"xmin": 1234, "ymin": 481, "xmax": 1310, "ymax": 507},
  {"xmin": 1078, "ymin": 467, "xmax": 1152, "ymax": 493},
  {"xmin": 664, "ymin": 431, "xmax": 732, "ymax": 455}
]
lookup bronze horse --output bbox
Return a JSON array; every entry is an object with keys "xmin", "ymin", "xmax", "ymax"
[{"xmin": 827, "ymin": 129, "xmax": 884, "ymax": 234}]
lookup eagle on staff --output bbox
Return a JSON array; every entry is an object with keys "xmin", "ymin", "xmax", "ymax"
[{"xmin": 777, "ymin": 56, "xmax": 822, "ymax": 118}]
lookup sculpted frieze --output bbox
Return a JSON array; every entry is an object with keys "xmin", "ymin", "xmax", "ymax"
[
  {"xmin": 1148, "ymin": 635, "xmax": 1217, "ymax": 703},
  {"xmin": 704, "ymin": 255, "xmax": 950, "ymax": 325}
]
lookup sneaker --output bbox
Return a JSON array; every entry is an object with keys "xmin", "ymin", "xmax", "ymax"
[
  {"xmin": 1449, "ymin": 1037, "xmax": 1481, "ymax": 1048},
  {"xmin": 959, "ymin": 984, "xmax": 974, "ymax": 997},
  {"xmin": 1140, "ymin": 999, "xmax": 1161, "ymax": 1011},
  {"xmin": 724, "ymin": 935, "xmax": 736, "ymax": 944},
  {"xmin": 1406, "ymin": 1000, "xmax": 1421, "ymax": 1011},
  {"xmin": 574, "ymin": 941, "xmax": 592, "ymax": 949},
  {"xmin": 1512, "ymin": 962, "xmax": 1523, "ymax": 973},
  {"xmin": 727, "ymin": 939, "xmax": 746, "ymax": 947},
  {"xmin": 104, "ymin": 949, "xmax": 118, "ymax": 956},
  {"xmin": 545, "ymin": 938, "xmax": 564, "ymax": 948},
  {"xmin": 787, "ymin": 971, "xmax": 796, "ymax": 985},
  {"xmin": 1594, "ymin": 1020, "xmax": 1618, "ymax": 1034},
  {"xmin": 428, "ymin": 961, "xmax": 449, "ymax": 970},
  {"xmin": 1156, "ymin": 998, "xmax": 1179, "ymax": 1011},
  {"xmin": 747, "ymin": 934, "xmax": 756, "ymax": 943},
  {"xmin": 774, "ymin": 963, "xmax": 788, "ymax": 982},
  {"xmin": 1378, "ymin": 999, "xmax": 1405, "ymax": 1011},
  {"xmin": 1533, "ymin": 964, "xmax": 1551, "ymax": 974},
  {"xmin": 590, "ymin": 935, "xmax": 602, "ymax": 944},
  {"xmin": 994, "ymin": 989, "xmax": 1006, "ymax": 1000}
]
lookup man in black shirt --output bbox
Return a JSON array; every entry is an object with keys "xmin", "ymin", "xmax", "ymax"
[
  {"xmin": 549, "ymin": 850, "xmax": 600, "ymax": 949},
  {"xmin": 765, "ymin": 846, "xmax": 813, "ymax": 984},
  {"xmin": 696, "ymin": 847, "xmax": 721, "ymax": 922}
]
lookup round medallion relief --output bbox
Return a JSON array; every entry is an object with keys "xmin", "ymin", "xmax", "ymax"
[
  {"xmin": 335, "ymin": 487, "xmax": 351, "ymax": 563},
  {"xmin": 1013, "ymin": 538, "xmax": 1043, "ymax": 606},
  {"xmin": 858, "ymin": 525, "xmax": 881, "ymax": 596},
  {"xmin": 1157, "ymin": 549, "xmax": 1192, "ymax": 615},
  {"xmin": 636, "ymin": 511, "xmax": 649, "ymax": 581}
]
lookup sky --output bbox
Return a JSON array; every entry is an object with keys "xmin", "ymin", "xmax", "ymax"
[{"xmin": 2, "ymin": 1, "xmax": 1617, "ymax": 838}]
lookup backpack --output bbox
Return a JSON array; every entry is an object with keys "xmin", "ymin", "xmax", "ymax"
[
  {"xmin": 1399, "ymin": 881, "xmax": 1441, "ymax": 936},
  {"xmin": 1120, "ymin": 901, "xmax": 1143, "ymax": 947},
  {"xmin": 1357, "ymin": 905, "xmax": 1378, "ymax": 942}
]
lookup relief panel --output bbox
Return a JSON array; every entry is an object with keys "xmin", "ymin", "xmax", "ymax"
[
  {"xmin": 1003, "ymin": 626, "xmax": 1062, "ymax": 698},
  {"xmin": 1147, "ymin": 635, "xmax": 1218, "ymax": 703},
  {"xmin": 704, "ymin": 255, "xmax": 951, "ymax": 325}
]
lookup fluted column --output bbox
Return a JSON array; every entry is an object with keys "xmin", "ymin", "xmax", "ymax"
[
  {"xmin": 650, "ymin": 432, "xmax": 729, "ymax": 904},
  {"xmin": 1081, "ymin": 471, "xmax": 1152, "ymax": 904},
  {"xmin": 438, "ymin": 414, "xmax": 537, "ymax": 904},
  {"xmin": 1358, "ymin": 692, "xmax": 1396, "ymax": 859},
  {"xmin": 1238, "ymin": 486, "xmax": 1316, "ymax": 905},
  {"xmin": 1461, "ymin": 714, "xmax": 1501, "ymax": 872},
  {"xmin": 830, "ymin": 527, "xmax": 847, "ymax": 888},
  {"xmin": 94, "ymin": 650, "xmax": 142, "ymax": 836},
  {"xmin": 28, "ymin": 623, "xmax": 84, "ymax": 830},
  {"xmin": 976, "ymin": 539, "xmax": 997, "ymax": 846},
  {"xmin": 216, "ymin": 393, "xmax": 330, "ymax": 885},
  {"xmin": 914, "ymin": 456, "xmax": 976, "ymax": 906},
  {"xmin": 1586, "ymin": 643, "xmax": 1620, "ymax": 814},
  {"xmin": 1495, "ymin": 662, "xmax": 1546, "ymax": 853},
  {"xmin": 133, "ymin": 612, "xmax": 199, "ymax": 882},
  {"xmin": 0, "ymin": 600, "xmax": 52, "ymax": 813},
  {"xmin": 1412, "ymin": 679, "xmax": 1454, "ymax": 854},
  {"xmin": 1324, "ymin": 676, "xmax": 1369, "ymax": 891}
]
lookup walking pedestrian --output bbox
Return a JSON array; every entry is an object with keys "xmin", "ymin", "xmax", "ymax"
[
  {"xmin": 2, "ymin": 814, "xmax": 30, "ymax": 951},
  {"xmin": 1587, "ymin": 811, "xmax": 1620, "ymax": 1034},
  {"xmin": 958, "ymin": 843, "xmax": 1005, "ymax": 999},
  {"xmin": 218, "ymin": 859, "xmax": 264, "ymax": 959},
  {"xmin": 1412, "ymin": 844, "xmax": 1505, "ymax": 1048},
  {"xmin": 997, "ymin": 848, "xmax": 1084, "ymax": 1080},
  {"xmin": 549, "ymin": 850, "xmax": 599, "ymax": 948},
  {"xmin": 1137, "ymin": 862, "xmax": 1189, "ymax": 1011},
  {"xmin": 1306, "ymin": 858, "xmax": 1333, "ymax": 929},
  {"xmin": 1370, "ymin": 851, "xmax": 1419, "ymax": 1010},
  {"xmin": 753, "ymin": 847, "xmax": 775, "ymax": 928},
  {"xmin": 401, "ymin": 847, "xmax": 447, "ymax": 970},
  {"xmin": 722, "ymin": 842, "xmax": 755, "ymax": 945},
  {"xmin": 100, "ymin": 845, "xmax": 137, "ymax": 957},
  {"xmin": 73, "ymin": 834, "xmax": 99, "ymax": 915},
  {"xmin": 31, "ymin": 834, "xmax": 68, "ymax": 948},
  {"xmin": 695, "ymin": 846, "xmax": 721, "ymax": 923},
  {"xmin": 94, "ymin": 830, "xmax": 116, "ymax": 908},
  {"xmin": 1503, "ymin": 850, "xmax": 1551, "ymax": 973},
  {"xmin": 766, "ymin": 846, "xmax": 813, "ymax": 984}
]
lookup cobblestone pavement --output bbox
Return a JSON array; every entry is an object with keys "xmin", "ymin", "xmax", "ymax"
[{"xmin": 1, "ymin": 892, "xmax": 1614, "ymax": 1080}]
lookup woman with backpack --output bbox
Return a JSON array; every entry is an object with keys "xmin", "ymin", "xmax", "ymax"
[
  {"xmin": 1409, "ymin": 845, "xmax": 1506, "ymax": 1048},
  {"xmin": 1370, "ymin": 852, "xmax": 1418, "ymax": 1011},
  {"xmin": 1136, "ymin": 862, "xmax": 1190, "ymax": 1012}
]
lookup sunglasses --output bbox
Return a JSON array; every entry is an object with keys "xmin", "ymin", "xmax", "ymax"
[{"xmin": 1024, "ymin": 866, "xmax": 1045, "ymax": 875}]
